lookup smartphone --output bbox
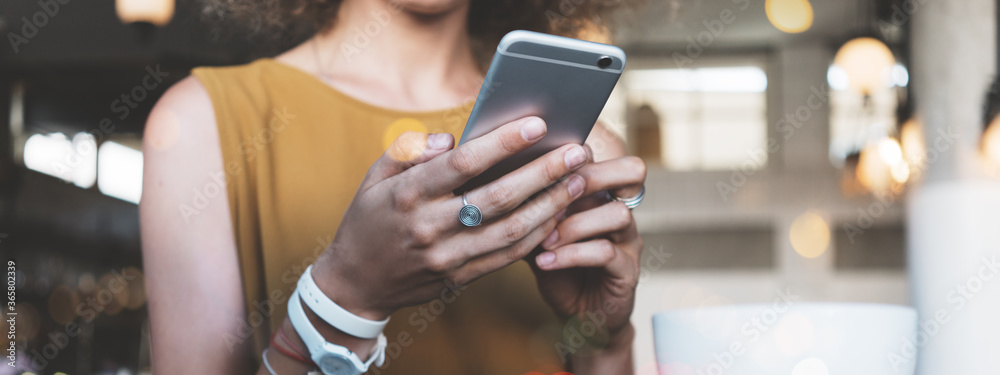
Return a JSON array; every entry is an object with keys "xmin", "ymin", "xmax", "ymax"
[{"xmin": 456, "ymin": 30, "xmax": 626, "ymax": 192}]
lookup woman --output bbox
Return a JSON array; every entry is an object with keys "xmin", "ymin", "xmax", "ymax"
[{"xmin": 140, "ymin": 0, "xmax": 647, "ymax": 374}]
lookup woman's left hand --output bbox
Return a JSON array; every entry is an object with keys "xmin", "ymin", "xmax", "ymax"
[{"xmin": 529, "ymin": 152, "xmax": 647, "ymax": 373}]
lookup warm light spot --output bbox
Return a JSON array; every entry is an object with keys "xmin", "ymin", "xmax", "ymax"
[
  {"xmin": 833, "ymin": 37, "xmax": 896, "ymax": 95},
  {"xmin": 983, "ymin": 118, "xmax": 1000, "ymax": 171},
  {"xmin": 98, "ymin": 273, "xmax": 131, "ymax": 316},
  {"xmin": 766, "ymin": 0, "xmax": 814, "ymax": 34},
  {"xmin": 48, "ymin": 285, "xmax": 80, "ymax": 325},
  {"xmin": 791, "ymin": 357, "xmax": 829, "ymax": 375},
  {"xmin": 78, "ymin": 273, "xmax": 97, "ymax": 294},
  {"xmin": 383, "ymin": 118, "xmax": 429, "ymax": 162},
  {"xmin": 789, "ymin": 211, "xmax": 830, "ymax": 259},
  {"xmin": 900, "ymin": 118, "xmax": 926, "ymax": 168},
  {"xmin": 890, "ymin": 162, "xmax": 910, "ymax": 184},
  {"xmin": 123, "ymin": 267, "xmax": 147, "ymax": 310},
  {"xmin": 878, "ymin": 138, "xmax": 903, "ymax": 166},
  {"xmin": 575, "ymin": 22, "xmax": 612, "ymax": 44},
  {"xmin": 857, "ymin": 143, "xmax": 891, "ymax": 192},
  {"xmin": 116, "ymin": 0, "xmax": 175, "ymax": 26}
]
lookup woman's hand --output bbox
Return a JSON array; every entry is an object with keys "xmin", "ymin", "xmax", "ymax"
[
  {"xmin": 312, "ymin": 116, "xmax": 590, "ymax": 321},
  {"xmin": 530, "ymin": 154, "xmax": 647, "ymax": 374}
]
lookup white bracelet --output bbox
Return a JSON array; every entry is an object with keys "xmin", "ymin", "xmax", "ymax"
[
  {"xmin": 297, "ymin": 265, "xmax": 389, "ymax": 339},
  {"xmin": 262, "ymin": 348, "xmax": 278, "ymax": 375}
]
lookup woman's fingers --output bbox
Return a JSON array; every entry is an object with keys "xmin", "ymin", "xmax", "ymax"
[
  {"xmin": 360, "ymin": 132, "xmax": 454, "ymax": 191},
  {"xmin": 449, "ymin": 216, "xmax": 558, "ymax": 285},
  {"xmin": 576, "ymin": 155, "xmax": 646, "ymax": 199},
  {"xmin": 534, "ymin": 238, "xmax": 620, "ymax": 271},
  {"xmin": 448, "ymin": 172, "xmax": 586, "ymax": 261},
  {"xmin": 541, "ymin": 201, "xmax": 632, "ymax": 251},
  {"xmin": 416, "ymin": 116, "xmax": 548, "ymax": 196},
  {"xmin": 466, "ymin": 143, "xmax": 588, "ymax": 221}
]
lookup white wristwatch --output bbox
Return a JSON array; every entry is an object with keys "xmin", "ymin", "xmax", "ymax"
[
  {"xmin": 288, "ymin": 289, "xmax": 387, "ymax": 375},
  {"xmin": 297, "ymin": 265, "xmax": 389, "ymax": 339}
]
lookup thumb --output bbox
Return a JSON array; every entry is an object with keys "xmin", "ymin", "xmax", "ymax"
[{"xmin": 361, "ymin": 132, "xmax": 454, "ymax": 191}]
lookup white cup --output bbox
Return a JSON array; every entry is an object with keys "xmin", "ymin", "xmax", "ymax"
[{"xmin": 652, "ymin": 303, "xmax": 917, "ymax": 375}]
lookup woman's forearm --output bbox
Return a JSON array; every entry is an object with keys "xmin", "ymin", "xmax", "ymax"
[{"xmin": 568, "ymin": 323, "xmax": 635, "ymax": 375}]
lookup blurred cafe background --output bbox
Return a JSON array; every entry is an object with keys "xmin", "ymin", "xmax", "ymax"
[{"xmin": 1, "ymin": 0, "xmax": 998, "ymax": 374}]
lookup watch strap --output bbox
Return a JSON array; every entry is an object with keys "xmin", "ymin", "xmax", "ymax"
[
  {"xmin": 298, "ymin": 265, "xmax": 389, "ymax": 339},
  {"xmin": 288, "ymin": 290, "xmax": 387, "ymax": 374}
]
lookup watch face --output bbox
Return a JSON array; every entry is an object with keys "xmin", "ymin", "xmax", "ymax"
[{"xmin": 318, "ymin": 354, "xmax": 358, "ymax": 375}]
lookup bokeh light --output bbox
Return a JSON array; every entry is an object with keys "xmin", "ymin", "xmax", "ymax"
[
  {"xmin": 833, "ymin": 37, "xmax": 895, "ymax": 95},
  {"xmin": 983, "ymin": 117, "xmax": 1000, "ymax": 171},
  {"xmin": 123, "ymin": 267, "xmax": 147, "ymax": 310},
  {"xmin": 766, "ymin": 0, "xmax": 814, "ymax": 34},
  {"xmin": 900, "ymin": 118, "xmax": 926, "ymax": 169},
  {"xmin": 78, "ymin": 272, "xmax": 97, "ymax": 294},
  {"xmin": 789, "ymin": 211, "xmax": 830, "ymax": 259},
  {"xmin": 116, "ymin": 0, "xmax": 175, "ymax": 26},
  {"xmin": 383, "ymin": 118, "xmax": 429, "ymax": 162},
  {"xmin": 98, "ymin": 272, "xmax": 131, "ymax": 316},
  {"xmin": 48, "ymin": 285, "xmax": 80, "ymax": 325}
]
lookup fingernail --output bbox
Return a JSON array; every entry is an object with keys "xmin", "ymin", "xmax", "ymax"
[
  {"xmin": 537, "ymin": 252, "xmax": 556, "ymax": 267},
  {"xmin": 542, "ymin": 230, "xmax": 559, "ymax": 248},
  {"xmin": 520, "ymin": 118, "xmax": 546, "ymax": 142},
  {"xmin": 555, "ymin": 208, "xmax": 567, "ymax": 221},
  {"xmin": 427, "ymin": 133, "xmax": 452, "ymax": 150},
  {"xmin": 564, "ymin": 146, "xmax": 587, "ymax": 169},
  {"xmin": 566, "ymin": 174, "xmax": 585, "ymax": 198}
]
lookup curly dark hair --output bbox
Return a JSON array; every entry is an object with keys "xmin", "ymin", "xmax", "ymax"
[{"xmin": 199, "ymin": 0, "xmax": 640, "ymax": 58}]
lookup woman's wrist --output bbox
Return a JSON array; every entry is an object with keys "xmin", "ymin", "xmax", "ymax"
[
  {"xmin": 568, "ymin": 323, "xmax": 635, "ymax": 375},
  {"xmin": 312, "ymin": 253, "xmax": 394, "ymax": 321}
]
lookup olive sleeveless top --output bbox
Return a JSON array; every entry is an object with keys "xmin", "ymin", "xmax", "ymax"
[{"xmin": 191, "ymin": 59, "xmax": 564, "ymax": 374}]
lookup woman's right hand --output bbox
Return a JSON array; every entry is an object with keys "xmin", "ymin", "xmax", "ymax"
[{"xmin": 311, "ymin": 116, "xmax": 589, "ymax": 320}]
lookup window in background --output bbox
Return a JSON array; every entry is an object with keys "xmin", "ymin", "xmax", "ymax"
[
  {"xmin": 620, "ymin": 63, "xmax": 769, "ymax": 171},
  {"xmin": 98, "ymin": 141, "xmax": 144, "ymax": 204},
  {"xmin": 24, "ymin": 132, "xmax": 97, "ymax": 188}
]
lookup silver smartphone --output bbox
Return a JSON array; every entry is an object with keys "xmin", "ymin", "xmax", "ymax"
[{"xmin": 456, "ymin": 30, "xmax": 626, "ymax": 192}]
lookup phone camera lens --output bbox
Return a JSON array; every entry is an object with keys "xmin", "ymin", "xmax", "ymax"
[{"xmin": 597, "ymin": 56, "xmax": 613, "ymax": 68}]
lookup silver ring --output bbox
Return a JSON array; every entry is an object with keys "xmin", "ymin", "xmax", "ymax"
[
  {"xmin": 609, "ymin": 186, "xmax": 645, "ymax": 210},
  {"xmin": 459, "ymin": 193, "xmax": 482, "ymax": 227}
]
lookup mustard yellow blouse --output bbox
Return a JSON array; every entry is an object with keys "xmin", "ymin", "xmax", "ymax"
[{"xmin": 191, "ymin": 59, "xmax": 564, "ymax": 374}]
